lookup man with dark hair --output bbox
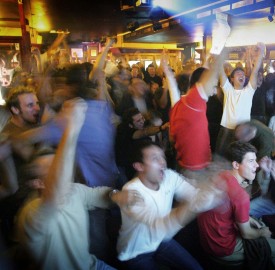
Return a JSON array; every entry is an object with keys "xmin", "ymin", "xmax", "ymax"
[
  {"xmin": 115, "ymin": 107, "xmax": 169, "ymax": 183},
  {"xmin": 116, "ymin": 140, "xmax": 222, "ymax": 270},
  {"xmin": 198, "ymin": 141, "xmax": 275, "ymax": 266},
  {"xmin": 2, "ymin": 86, "xmax": 40, "ymax": 136},
  {"xmin": 216, "ymin": 43, "xmax": 266, "ymax": 156},
  {"xmin": 143, "ymin": 63, "xmax": 162, "ymax": 87}
]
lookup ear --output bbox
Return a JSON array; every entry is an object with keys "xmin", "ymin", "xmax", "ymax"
[
  {"xmin": 133, "ymin": 162, "xmax": 144, "ymax": 173},
  {"xmin": 232, "ymin": 161, "xmax": 240, "ymax": 170},
  {"xmin": 11, "ymin": 106, "xmax": 20, "ymax": 115}
]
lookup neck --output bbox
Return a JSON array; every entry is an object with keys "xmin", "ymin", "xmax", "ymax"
[
  {"xmin": 11, "ymin": 116, "xmax": 33, "ymax": 129},
  {"xmin": 231, "ymin": 170, "xmax": 244, "ymax": 185},
  {"xmin": 139, "ymin": 175, "xmax": 159, "ymax": 191}
]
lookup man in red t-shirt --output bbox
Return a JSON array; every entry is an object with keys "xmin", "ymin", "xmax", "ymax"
[
  {"xmin": 170, "ymin": 62, "xmax": 220, "ymax": 171},
  {"xmin": 197, "ymin": 141, "xmax": 275, "ymax": 265}
]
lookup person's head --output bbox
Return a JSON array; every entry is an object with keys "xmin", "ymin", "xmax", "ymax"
[
  {"xmin": 147, "ymin": 64, "xmax": 156, "ymax": 77},
  {"xmin": 131, "ymin": 64, "xmax": 141, "ymax": 78},
  {"xmin": 230, "ymin": 67, "xmax": 246, "ymax": 89},
  {"xmin": 6, "ymin": 86, "xmax": 40, "ymax": 125},
  {"xmin": 23, "ymin": 146, "xmax": 55, "ymax": 190},
  {"xmin": 129, "ymin": 78, "xmax": 149, "ymax": 97},
  {"xmin": 189, "ymin": 67, "xmax": 206, "ymax": 88},
  {"xmin": 227, "ymin": 141, "xmax": 258, "ymax": 182},
  {"xmin": 122, "ymin": 107, "xmax": 145, "ymax": 130},
  {"xmin": 149, "ymin": 81, "xmax": 160, "ymax": 94},
  {"xmin": 132, "ymin": 141, "xmax": 167, "ymax": 190},
  {"xmin": 235, "ymin": 122, "xmax": 257, "ymax": 142}
]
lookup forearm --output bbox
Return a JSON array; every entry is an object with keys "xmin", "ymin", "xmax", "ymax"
[
  {"xmin": 43, "ymin": 126, "xmax": 79, "ymax": 203},
  {"xmin": 133, "ymin": 125, "xmax": 162, "ymax": 139},
  {"xmin": 164, "ymin": 70, "xmax": 180, "ymax": 107}
]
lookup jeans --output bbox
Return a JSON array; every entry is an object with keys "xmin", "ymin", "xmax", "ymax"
[
  {"xmin": 97, "ymin": 259, "xmax": 117, "ymax": 270},
  {"xmin": 122, "ymin": 239, "xmax": 203, "ymax": 270},
  {"xmin": 250, "ymin": 196, "xmax": 275, "ymax": 218}
]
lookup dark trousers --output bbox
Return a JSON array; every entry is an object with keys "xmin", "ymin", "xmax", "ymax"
[{"xmin": 121, "ymin": 239, "xmax": 203, "ymax": 270}]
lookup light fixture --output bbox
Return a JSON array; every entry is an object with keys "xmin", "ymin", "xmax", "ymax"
[{"xmin": 127, "ymin": 21, "xmax": 140, "ymax": 32}]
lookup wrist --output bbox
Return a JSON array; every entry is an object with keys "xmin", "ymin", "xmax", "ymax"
[{"xmin": 109, "ymin": 189, "xmax": 119, "ymax": 200}]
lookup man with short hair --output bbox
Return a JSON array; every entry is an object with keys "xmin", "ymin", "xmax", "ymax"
[
  {"xmin": 144, "ymin": 63, "xmax": 162, "ymax": 87},
  {"xmin": 2, "ymin": 86, "xmax": 40, "ymax": 137},
  {"xmin": 197, "ymin": 141, "xmax": 275, "ymax": 266},
  {"xmin": 117, "ymin": 141, "xmax": 222, "ymax": 270},
  {"xmin": 115, "ymin": 107, "xmax": 169, "ymax": 182}
]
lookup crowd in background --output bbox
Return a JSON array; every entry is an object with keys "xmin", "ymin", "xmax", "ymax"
[{"xmin": 0, "ymin": 32, "xmax": 275, "ymax": 270}]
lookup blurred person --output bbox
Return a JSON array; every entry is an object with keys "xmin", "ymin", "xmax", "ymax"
[
  {"xmin": 12, "ymin": 38, "xmax": 121, "ymax": 264},
  {"xmin": 116, "ymin": 77, "xmax": 154, "ymax": 117},
  {"xmin": 109, "ymin": 64, "xmax": 131, "ymax": 107},
  {"xmin": 117, "ymin": 141, "xmax": 223, "ymax": 270},
  {"xmin": 250, "ymin": 157, "xmax": 275, "ymax": 219},
  {"xmin": 251, "ymin": 69, "xmax": 267, "ymax": 124},
  {"xmin": 198, "ymin": 141, "xmax": 275, "ymax": 267},
  {"xmin": 169, "ymin": 54, "xmax": 223, "ymax": 172},
  {"xmin": 16, "ymin": 98, "xmax": 142, "ymax": 270},
  {"xmin": 216, "ymin": 43, "xmax": 266, "ymax": 157},
  {"xmin": 235, "ymin": 119, "xmax": 274, "ymax": 160}
]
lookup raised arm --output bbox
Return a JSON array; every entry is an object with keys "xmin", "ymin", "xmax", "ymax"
[
  {"xmin": 42, "ymin": 98, "xmax": 87, "ymax": 205},
  {"xmin": 160, "ymin": 50, "xmax": 180, "ymax": 107},
  {"xmin": 249, "ymin": 42, "xmax": 266, "ymax": 90},
  {"xmin": 201, "ymin": 51, "xmax": 227, "ymax": 97},
  {"xmin": 89, "ymin": 38, "xmax": 116, "ymax": 103}
]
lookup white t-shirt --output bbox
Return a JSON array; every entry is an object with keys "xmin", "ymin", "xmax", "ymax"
[
  {"xmin": 17, "ymin": 184, "xmax": 111, "ymax": 270},
  {"xmin": 221, "ymin": 79, "xmax": 255, "ymax": 129},
  {"xmin": 117, "ymin": 169, "xmax": 198, "ymax": 261}
]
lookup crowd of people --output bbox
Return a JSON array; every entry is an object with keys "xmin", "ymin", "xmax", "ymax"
[{"xmin": 0, "ymin": 30, "xmax": 275, "ymax": 270}]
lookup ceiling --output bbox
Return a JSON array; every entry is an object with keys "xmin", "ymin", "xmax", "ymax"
[{"xmin": 0, "ymin": 0, "xmax": 275, "ymax": 46}]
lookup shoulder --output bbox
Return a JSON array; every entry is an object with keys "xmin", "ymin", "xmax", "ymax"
[
  {"xmin": 221, "ymin": 78, "xmax": 232, "ymax": 92},
  {"xmin": 123, "ymin": 177, "xmax": 142, "ymax": 189},
  {"xmin": 244, "ymin": 82, "xmax": 256, "ymax": 93}
]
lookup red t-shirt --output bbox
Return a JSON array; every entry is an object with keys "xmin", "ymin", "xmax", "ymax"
[
  {"xmin": 170, "ymin": 85, "xmax": 211, "ymax": 170},
  {"xmin": 197, "ymin": 171, "xmax": 250, "ymax": 256}
]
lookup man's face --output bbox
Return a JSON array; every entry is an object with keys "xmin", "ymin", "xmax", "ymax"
[
  {"xmin": 147, "ymin": 66, "xmax": 156, "ymax": 77},
  {"xmin": 132, "ymin": 79, "xmax": 148, "ymax": 97},
  {"xmin": 232, "ymin": 70, "xmax": 245, "ymax": 89},
  {"xmin": 237, "ymin": 152, "xmax": 259, "ymax": 182},
  {"xmin": 131, "ymin": 113, "xmax": 145, "ymax": 130},
  {"xmin": 140, "ymin": 145, "xmax": 167, "ymax": 187},
  {"xmin": 17, "ymin": 93, "xmax": 40, "ymax": 124}
]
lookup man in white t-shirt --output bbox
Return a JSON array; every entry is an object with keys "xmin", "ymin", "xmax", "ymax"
[
  {"xmin": 116, "ymin": 141, "xmax": 223, "ymax": 270},
  {"xmin": 216, "ymin": 43, "xmax": 266, "ymax": 157}
]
